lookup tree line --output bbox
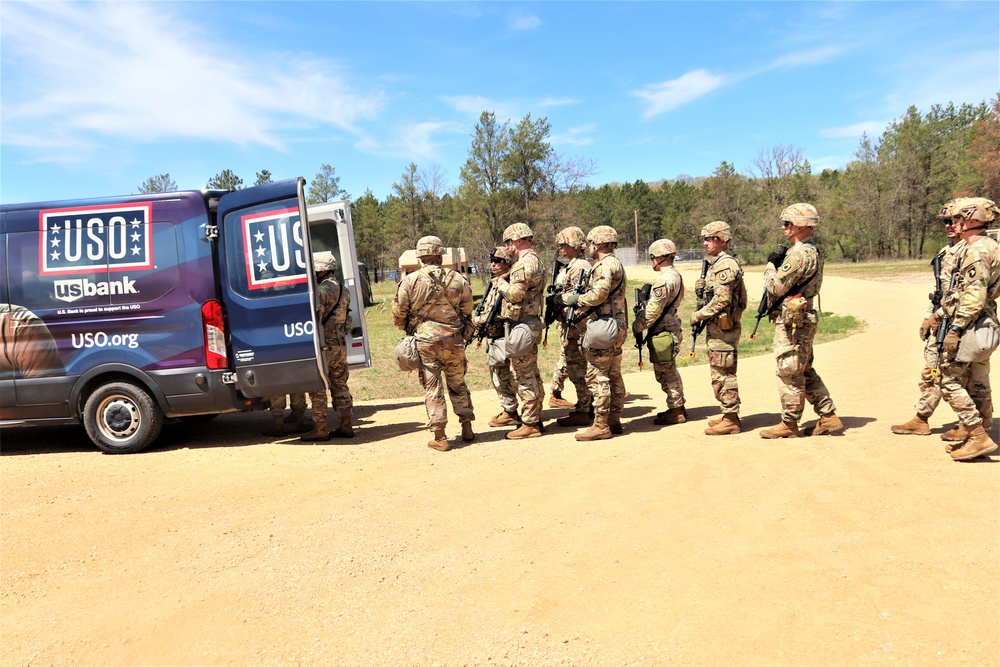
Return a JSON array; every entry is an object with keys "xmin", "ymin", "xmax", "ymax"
[{"xmin": 139, "ymin": 94, "xmax": 1000, "ymax": 278}]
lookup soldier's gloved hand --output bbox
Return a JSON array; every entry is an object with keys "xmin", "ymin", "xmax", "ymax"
[
  {"xmin": 943, "ymin": 329, "xmax": 961, "ymax": 354},
  {"xmin": 920, "ymin": 313, "xmax": 940, "ymax": 340},
  {"xmin": 695, "ymin": 278, "xmax": 707, "ymax": 293},
  {"xmin": 689, "ymin": 312, "xmax": 702, "ymax": 326},
  {"xmin": 562, "ymin": 293, "xmax": 580, "ymax": 307},
  {"xmin": 767, "ymin": 249, "xmax": 786, "ymax": 267},
  {"xmin": 632, "ymin": 320, "xmax": 643, "ymax": 337}
]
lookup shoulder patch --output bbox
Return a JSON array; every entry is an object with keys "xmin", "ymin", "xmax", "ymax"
[
  {"xmin": 511, "ymin": 268, "xmax": 524, "ymax": 283},
  {"xmin": 718, "ymin": 270, "xmax": 729, "ymax": 283},
  {"xmin": 652, "ymin": 285, "xmax": 665, "ymax": 298}
]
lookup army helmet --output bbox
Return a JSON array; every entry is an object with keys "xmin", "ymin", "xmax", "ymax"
[
  {"xmin": 490, "ymin": 246, "xmax": 514, "ymax": 264},
  {"xmin": 648, "ymin": 239, "xmax": 677, "ymax": 259},
  {"xmin": 587, "ymin": 225, "xmax": 619, "ymax": 246},
  {"xmin": 700, "ymin": 220, "xmax": 732, "ymax": 242},
  {"xmin": 952, "ymin": 197, "xmax": 1000, "ymax": 226},
  {"xmin": 416, "ymin": 235, "xmax": 445, "ymax": 258},
  {"xmin": 502, "ymin": 223, "xmax": 534, "ymax": 242},
  {"xmin": 313, "ymin": 251, "xmax": 338, "ymax": 273},
  {"xmin": 780, "ymin": 203, "xmax": 820, "ymax": 227},
  {"xmin": 555, "ymin": 226, "xmax": 586, "ymax": 250},
  {"xmin": 938, "ymin": 199, "xmax": 959, "ymax": 219}
]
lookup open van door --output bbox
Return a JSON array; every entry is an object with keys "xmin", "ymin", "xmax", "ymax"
[
  {"xmin": 215, "ymin": 178, "xmax": 328, "ymax": 398},
  {"xmin": 307, "ymin": 201, "xmax": 372, "ymax": 369}
]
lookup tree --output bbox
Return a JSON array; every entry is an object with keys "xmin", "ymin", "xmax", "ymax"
[
  {"xmin": 459, "ymin": 111, "xmax": 516, "ymax": 246},
  {"xmin": 137, "ymin": 173, "xmax": 177, "ymax": 193},
  {"xmin": 307, "ymin": 164, "xmax": 348, "ymax": 204},
  {"xmin": 969, "ymin": 93, "xmax": 1000, "ymax": 201},
  {"xmin": 255, "ymin": 170, "xmax": 273, "ymax": 186},
  {"xmin": 206, "ymin": 169, "xmax": 244, "ymax": 191},
  {"xmin": 503, "ymin": 113, "xmax": 554, "ymax": 217},
  {"xmin": 351, "ymin": 189, "xmax": 387, "ymax": 280}
]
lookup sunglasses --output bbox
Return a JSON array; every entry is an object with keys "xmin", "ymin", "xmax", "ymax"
[
  {"xmin": 782, "ymin": 221, "xmax": 794, "ymax": 228},
  {"xmin": 702, "ymin": 236, "xmax": 721, "ymax": 242}
]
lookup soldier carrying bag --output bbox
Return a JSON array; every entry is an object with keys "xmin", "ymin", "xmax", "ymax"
[
  {"xmin": 645, "ymin": 288, "xmax": 682, "ymax": 364},
  {"xmin": 956, "ymin": 312, "xmax": 1000, "ymax": 363},
  {"xmin": 580, "ymin": 273, "xmax": 626, "ymax": 351}
]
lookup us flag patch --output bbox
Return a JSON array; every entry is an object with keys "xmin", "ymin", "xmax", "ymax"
[
  {"xmin": 39, "ymin": 203, "xmax": 153, "ymax": 276},
  {"xmin": 242, "ymin": 206, "xmax": 308, "ymax": 290}
]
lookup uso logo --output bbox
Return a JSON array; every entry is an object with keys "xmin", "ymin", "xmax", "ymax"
[
  {"xmin": 39, "ymin": 204, "xmax": 153, "ymax": 276},
  {"xmin": 241, "ymin": 206, "xmax": 307, "ymax": 291}
]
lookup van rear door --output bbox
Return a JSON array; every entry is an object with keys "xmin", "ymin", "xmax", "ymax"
[
  {"xmin": 215, "ymin": 178, "xmax": 327, "ymax": 398},
  {"xmin": 307, "ymin": 201, "xmax": 372, "ymax": 369}
]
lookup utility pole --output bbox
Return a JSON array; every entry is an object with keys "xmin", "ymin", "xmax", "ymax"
[{"xmin": 634, "ymin": 210, "xmax": 639, "ymax": 264}]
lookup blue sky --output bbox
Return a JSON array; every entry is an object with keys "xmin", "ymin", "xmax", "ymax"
[{"xmin": 2, "ymin": 1, "xmax": 997, "ymax": 205}]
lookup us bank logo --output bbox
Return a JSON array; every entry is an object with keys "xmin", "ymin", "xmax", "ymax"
[
  {"xmin": 39, "ymin": 204, "xmax": 153, "ymax": 276},
  {"xmin": 241, "ymin": 206, "xmax": 308, "ymax": 291}
]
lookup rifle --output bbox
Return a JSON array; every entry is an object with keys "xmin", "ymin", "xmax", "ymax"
[
  {"xmin": 475, "ymin": 282, "xmax": 504, "ymax": 349},
  {"xmin": 749, "ymin": 246, "xmax": 790, "ymax": 341},
  {"xmin": 633, "ymin": 285, "xmax": 652, "ymax": 369},
  {"xmin": 542, "ymin": 255, "xmax": 564, "ymax": 347},
  {"xmin": 689, "ymin": 259, "xmax": 710, "ymax": 358},
  {"xmin": 563, "ymin": 269, "xmax": 589, "ymax": 346},
  {"xmin": 929, "ymin": 253, "xmax": 943, "ymax": 311},
  {"xmin": 930, "ymin": 261, "xmax": 962, "ymax": 378},
  {"xmin": 475, "ymin": 280, "xmax": 493, "ymax": 317}
]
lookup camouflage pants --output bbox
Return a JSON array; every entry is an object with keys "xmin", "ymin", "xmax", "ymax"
[
  {"xmin": 708, "ymin": 350, "xmax": 740, "ymax": 415},
  {"xmin": 416, "ymin": 333, "xmax": 474, "ymax": 430},
  {"xmin": 268, "ymin": 392, "xmax": 306, "ymax": 419},
  {"xmin": 550, "ymin": 335, "xmax": 591, "ymax": 410},
  {"xmin": 585, "ymin": 343, "xmax": 625, "ymax": 417},
  {"xmin": 486, "ymin": 338, "xmax": 518, "ymax": 413},
  {"xmin": 773, "ymin": 320, "xmax": 835, "ymax": 423},
  {"xmin": 509, "ymin": 320, "xmax": 544, "ymax": 425},
  {"xmin": 653, "ymin": 359, "xmax": 685, "ymax": 409},
  {"xmin": 308, "ymin": 344, "xmax": 354, "ymax": 429}
]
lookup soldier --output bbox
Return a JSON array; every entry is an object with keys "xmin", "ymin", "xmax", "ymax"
[
  {"xmin": 935, "ymin": 197, "xmax": 1000, "ymax": 461},
  {"xmin": 691, "ymin": 221, "xmax": 747, "ymax": 435},
  {"xmin": 633, "ymin": 239, "xmax": 686, "ymax": 426},
  {"xmin": 392, "ymin": 236, "xmax": 476, "ymax": 452},
  {"xmin": 263, "ymin": 393, "xmax": 308, "ymax": 437},
  {"xmin": 495, "ymin": 223, "xmax": 546, "ymax": 439},
  {"xmin": 475, "ymin": 246, "xmax": 521, "ymax": 428},
  {"xmin": 554, "ymin": 225, "xmax": 628, "ymax": 441},
  {"xmin": 548, "ymin": 226, "xmax": 593, "ymax": 421},
  {"xmin": 891, "ymin": 199, "xmax": 976, "ymax": 437},
  {"xmin": 301, "ymin": 251, "xmax": 355, "ymax": 441},
  {"xmin": 759, "ymin": 204, "xmax": 842, "ymax": 439}
]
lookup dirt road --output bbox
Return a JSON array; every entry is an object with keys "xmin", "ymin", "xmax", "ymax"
[{"xmin": 2, "ymin": 272, "xmax": 997, "ymax": 666}]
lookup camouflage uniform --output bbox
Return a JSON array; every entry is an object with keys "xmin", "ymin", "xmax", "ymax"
[
  {"xmin": 939, "ymin": 233, "xmax": 1000, "ymax": 428},
  {"xmin": 762, "ymin": 240, "xmax": 836, "ymax": 423},
  {"xmin": 578, "ymin": 253, "xmax": 629, "ymax": 419},
  {"xmin": 474, "ymin": 274, "xmax": 517, "ymax": 414},
  {"xmin": 693, "ymin": 251, "xmax": 746, "ymax": 415},
  {"xmin": 552, "ymin": 256, "xmax": 593, "ymax": 410},
  {"xmin": 393, "ymin": 263, "xmax": 475, "ymax": 431},
  {"xmin": 635, "ymin": 264, "xmax": 685, "ymax": 410},
  {"xmin": 307, "ymin": 273, "xmax": 355, "ymax": 432},
  {"xmin": 268, "ymin": 392, "xmax": 307, "ymax": 424},
  {"xmin": 496, "ymin": 248, "xmax": 545, "ymax": 425}
]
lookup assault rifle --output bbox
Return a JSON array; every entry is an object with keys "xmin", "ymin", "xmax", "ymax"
[
  {"xmin": 749, "ymin": 246, "xmax": 790, "ymax": 341},
  {"xmin": 563, "ymin": 269, "xmax": 589, "ymax": 345},
  {"xmin": 930, "ymin": 261, "xmax": 962, "ymax": 377},
  {"xmin": 475, "ymin": 280, "xmax": 493, "ymax": 317},
  {"xmin": 475, "ymin": 283, "xmax": 504, "ymax": 349},
  {"xmin": 542, "ymin": 255, "xmax": 564, "ymax": 347},
  {"xmin": 633, "ymin": 284, "xmax": 652, "ymax": 369},
  {"xmin": 929, "ymin": 253, "xmax": 943, "ymax": 311},
  {"xmin": 689, "ymin": 259, "xmax": 710, "ymax": 358}
]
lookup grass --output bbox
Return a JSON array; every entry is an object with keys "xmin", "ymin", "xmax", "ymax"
[{"xmin": 351, "ymin": 277, "xmax": 863, "ymax": 402}]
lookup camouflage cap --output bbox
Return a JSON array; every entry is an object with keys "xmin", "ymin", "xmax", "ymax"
[
  {"xmin": 502, "ymin": 223, "xmax": 534, "ymax": 242},
  {"xmin": 700, "ymin": 220, "xmax": 732, "ymax": 242},
  {"xmin": 648, "ymin": 239, "xmax": 677, "ymax": 258},
  {"xmin": 416, "ymin": 235, "xmax": 445, "ymax": 258},
  {"xmin": 489, "ymin": 246, "xmax": 514, "ymax": 264},
  {"xmin": 952, "ymin": 197, "xmax": 999, "ymax": 225},
  {"xmin": 780, "ymin": 203, "xmax": 820, "ymax": 227},
  {"xmin": 587, "ymin": 225, "xmax": 619, "ymax": 245},
  {"xmin": 313, "ymin": 251, "xmax": 337, "ymax": 273},
  {"xmin": 555, "ymin": 226, "xmax": 586, "ymax": 249}
]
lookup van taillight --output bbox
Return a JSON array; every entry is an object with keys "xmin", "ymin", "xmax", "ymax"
[{"xmin": 201, "ymin": 300, "xmax": 228, "ymax": 369}]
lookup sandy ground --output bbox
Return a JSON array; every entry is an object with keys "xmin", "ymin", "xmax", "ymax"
[{"xmin": 2, "ymin": 271, "xmax": 998, "ymax": 666}]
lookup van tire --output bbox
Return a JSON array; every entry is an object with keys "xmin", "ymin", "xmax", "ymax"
[{"xmin": 83, "ymin": 381, "xmax": 164, "ymax": 454}]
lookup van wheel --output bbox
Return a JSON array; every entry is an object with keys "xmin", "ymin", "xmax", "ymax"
[{"xmin": 83, "ymin": 381, "xmax": 164, "ymax": 454}]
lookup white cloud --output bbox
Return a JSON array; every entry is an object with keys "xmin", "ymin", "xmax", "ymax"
[
  {"xmin": 539, "ymin": 97, "xmax": 580, "ymax": 108},
  {"xmin": 634, "ymin": 70, "xmax": 728, "ymax": 118},
  {"xmin": 551, "ymin": 125, "xmax": 597, "ymax": 147},
  {"xmin": 440, "ymin": 95, "xmax": 514, "ymax": 119},
  {"xmin": 509, "ymin": 11, "xmax": 541, "ymax": 31},
  {"xmin": 0, "ymin": 3, "xmax": 384, "ymax": 157},
  {"xmin": 763, "ymin": 44, "xmax": 852, "ymax": 71},
  {"xmin": 355, "ymin": 121, "xmax": 463, "ymax": 160},
  {"xmin": 819, "ymin": 121, "xmax": 887, "ymax": 139}
]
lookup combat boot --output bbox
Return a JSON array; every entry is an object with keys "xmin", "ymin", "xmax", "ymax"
[
  {"xmin": 576, "ymin": 413, "xmax": 612, "ymax": 441},
  {"xmin": 760, "ymin": 420, "xmax": 798, "ymax": 439},
  {"xmin": 548, "ymin": 391, "xmax": 575, "ymax": 409},
  {"xmin": 557, "ymin": 411, "xmax": 592, "ymax": 427},
  {"xmin": 506, "ymin": 422, "xmax": 542, "ymax": 440},
  {"xmin": 428, "ymin": 428, "xmax": 450, "ymax": 451},
  {"xmin": 300, "ymin": 410, "xmax": 330, "ymax": 442},
  {"xmin": 608, "ymin": 411, "xmax": 624, "ymax": 435},
  {"xmin": 705, "ymin": 413, "xmax": 741, "ymax": 435},
  {"xmin": 262, "ymin": 414, "xmax": 287, "ymax": 437},
  {"xmin": 489, "ymin": 411, "xmax": 520, "ymax": 428},
  {"xmin": 330, "ymin": 414, "xmax": 354, "ymax": 439},
  {"xmin": 654, "ymin": 407, "xmax": 687, "ymax": 426},
  {"xmin": 891, "ymin": 415, "xmax": 931, "ymax": 436},
  {"xmin": 812, "ymin": 413, "xmax": 844, "ymax": 436},
  {"xmin": 941, "ymin": 423, "xmax": 971, "ymax": 442},
  {"xmin": 707, "ymin": 414, "xmax": 723, "ymax": 427},
  {"xmin": 949, "ymin": 425, "xmax": 998, "ymax": 461},
  {"xmin": 461, "ymin": 421, "xmax": 475, "ymax": 442}
]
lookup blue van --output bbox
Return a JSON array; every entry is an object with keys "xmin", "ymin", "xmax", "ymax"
[{"xmin": 0, "ymin": 178, "xmax": 370, "ymax": 453}]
